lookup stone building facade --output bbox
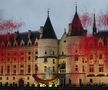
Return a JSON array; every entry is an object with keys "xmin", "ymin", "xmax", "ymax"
[{"xmin": 0, "ymin": 8, "xmax": 108, "ymax": 87}]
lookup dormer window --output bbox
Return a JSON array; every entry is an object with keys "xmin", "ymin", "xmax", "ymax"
[
  {"xmin": 1, "ymin": 42, "xmax": 5, "ymax": 47},
  {"xmin": 20, "ymin": 40, "xmax": 24, "ymax": 47},
  {"xmin": 28, "ymin": 39, "xmax": 32, "ymax": 46},
  {"xmin": 98, "ymin": 38, "xmax": 103, "ymax": 47},
  {"xmin": 34, "ymin": 38, "xmax": 38, "ymax": 46},
  {"xmin": 7, "ymin": 41, "xmax": 11, "ymax": 47}
]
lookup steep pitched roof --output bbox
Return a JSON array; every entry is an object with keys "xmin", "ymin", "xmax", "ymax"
[
  {"xmin": 93, "ymin": 13, "xmax": 97, "ymax": 35},
  {"xmin": 71, "ymin": 10, "xmax": 83, "ymax": 31},
  {"xmin": 41, "ymin": 16, "xmax": 57, "ymax": 39}
]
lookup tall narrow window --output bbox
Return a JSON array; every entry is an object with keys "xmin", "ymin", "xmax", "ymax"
[
  {"xmin": 82, "ymin": 65, "xmax": 85, "ymax": 72},
  {"xmin": 53, "ymin": 66, "xmax": 55, "ymax": 72},
  {"xmin": 75, "ymin": 56, "xmax": 78, "ymax": 61},
  {"xmin": 44, "ymin": 66, "xmax": 47, "ymax": 72},
  {"xmin": 99, "ymin": 54, "xmax": 102, "ymax": 59},
  {"xmin": 75, "ymin": 65, "xmax": 78, "ymax": 71},
  {"xmin": 28, "ymin": 65, "xmax": 31, "ymax": 74},
  {"xmin": 53, "ymin": 59, "xmax": 55, "ymax": 64},
  {"xmin": 7, "ymin": 66, "xmax": 10, "ymax": 74},
  {"xmin": 89, "ymin": 65, "xmax": 94, "ymax": 72},
  {"xmin": 1, "ymin": 66, "xmax": 3, "ymax": 74}
]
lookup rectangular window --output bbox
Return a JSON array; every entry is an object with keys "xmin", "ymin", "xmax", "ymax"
[
  {"xmin": 1, "ymin": 66, "xmax": 3, "ymax": 74},
  {"xmin": 99, "ymin": 54, "xmax": 102, "ymax": 59},
  {"xmin": 28, "ymin": 65, "xmax": 31, "ymax": 74},
  {"xmin": 35, "ymin": 51, "xmax": 38, "ymax": 54},
  {"xmin": 7, "ymin": 66, "xmax": 10, "ymax": 74},
  {"xmin": 53, "ymin": 59, "xmax": 55, "ymax": 64},
  {"xmin": 89, "ymin": 65, "xmax": 94, "ymax": 72},
  {"xmin": 28, "ymin": 52, "xmax": 31, "ymax": 55},
  {"xmin": 28, "ymin": 56, "xmax": 31, "ymax": 60},
  {"xmin": 20, "ymin": 65, "xmax": 24, "ymax": 68},
  {"xmin": 13, "ymin": 65, "xmax": 16, "ymax": 68},
  {"xmin": 75, "ymin": 56, "xmax": 78, "ymax": 61},
  {"xmin": 13, "ymin": 70, "xmax": 16, "ymax": 74},
  {"xmin": 0, "ymin": 77, "xmax": 2, "ymax": 80},
  {"xmin": 44, "ymin": 58, "xmax": 47, "ymax": 63},
  {"xmin": 53, "ymin": 66, "xmax": 55, "ymax": 72},
  {"xmin": 82, "ymin": 65, "xmax": 85, "ymax": 72},
  {"xmin": 99, "ymin": 64, "xmax": 104, "ymax": 72},
  {"xmin": 75, "ymin": 65, "xmax": 78, "ymax": 71},
  {"xmin": 20, "ymin": 70, "xmax": 24, "ymax": 75}
]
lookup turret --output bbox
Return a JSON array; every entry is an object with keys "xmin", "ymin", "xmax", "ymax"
[{"xmin": 93, "ymin": 13, "xmax": 97, "ymax": 35}]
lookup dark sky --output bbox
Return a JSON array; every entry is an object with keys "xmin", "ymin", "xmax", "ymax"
[{"xmin": 0, "ymin": 0, "xmax": 108, "ymax": 38}]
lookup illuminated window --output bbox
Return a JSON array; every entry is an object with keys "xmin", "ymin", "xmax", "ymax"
[
  {"xmin": 89, "ymin": 65, "xmax": 94, "ymax": 72},
  {"xmin": 99, "ymin": 64, "xmax": 104, "ymax": 72}
]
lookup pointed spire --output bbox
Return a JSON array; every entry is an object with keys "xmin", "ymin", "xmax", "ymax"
[
  {"xmin": 71, "ymin": 4, "xmax": 83, "ymax": 32},
  {"xmin": 75, "ymin": 2, "xmax": 77, "ymax": 13},
  {"xmin": 41, "ymin": 11, "xmax": 57, "ymax": 39},
  {"xmin": 93, "ymin": 13, "xmax": 97, "ymax": 35},
  {"xmin": 93, "ymin": 13, "xmax": 96, "ymax": 27},
  {"xmin": 47, "ymin": 8, "xmax": 50, "ymax": 17},
  {"xmin": 67, "ymin": 3, "xmax": 87, "ymax": 36}
]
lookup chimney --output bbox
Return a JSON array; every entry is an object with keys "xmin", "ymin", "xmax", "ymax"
[
  {"xmin": 28, "ymin": 30, "xmax": 32, "ymax": 39},
  {"xmin": 40, "ymin": 26, "xmax": 43, "ymax": 38},
  {"xmin": 68, "ymin": 23, "xmax": 72, "ymax": 35}
]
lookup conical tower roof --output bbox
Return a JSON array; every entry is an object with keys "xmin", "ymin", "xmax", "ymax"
[{"xmin": 41, "ymin": 13, "xmax": 57, "ymax": 39}]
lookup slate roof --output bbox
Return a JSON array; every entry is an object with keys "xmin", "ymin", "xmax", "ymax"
[{"xmin": 41, "ymin": 16, "xmax": 57, "ymax": 39}]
